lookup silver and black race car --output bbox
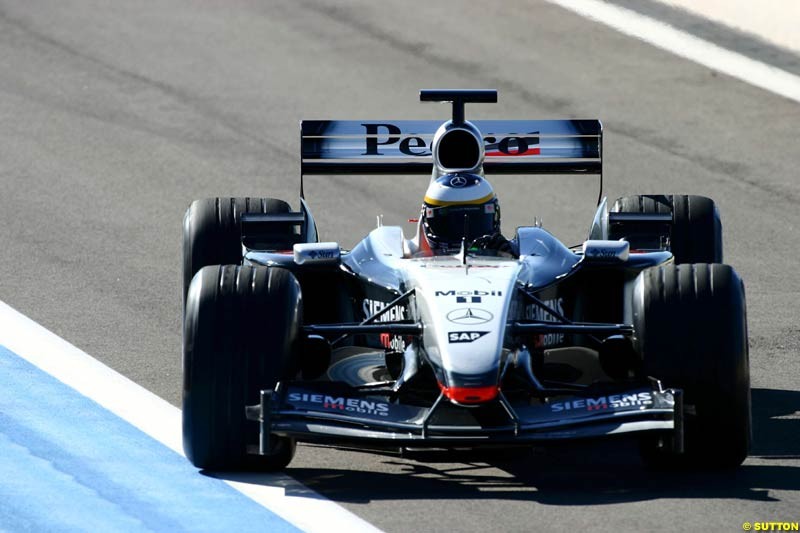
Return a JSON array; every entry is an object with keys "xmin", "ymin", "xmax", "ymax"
[{"xmin": 181, "ymin": 90, "xmax": 750, "ymax": 471}]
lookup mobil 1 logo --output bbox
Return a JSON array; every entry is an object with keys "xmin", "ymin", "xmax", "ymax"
[
  {"xmin": 448, "ymin": 331, "xmax": 489, "ymax": 344},
  {"xmin": 436, "ymin": 290, "xmax": 502, "ymax": 304}
]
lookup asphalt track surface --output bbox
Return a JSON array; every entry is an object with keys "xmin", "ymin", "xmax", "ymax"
[{"xmin": 1, "ymin": 1, "xmax": 798, "ymax": 531}]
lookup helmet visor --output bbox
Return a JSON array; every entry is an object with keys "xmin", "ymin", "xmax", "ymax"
[{"xmin": 423, "ymin": 202, "xmax": 497, "ymax": 247}]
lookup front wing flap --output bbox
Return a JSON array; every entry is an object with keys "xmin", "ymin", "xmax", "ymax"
[{"xmin": 248, "ymin": 384, "xmax": 681, "ymax": 449}]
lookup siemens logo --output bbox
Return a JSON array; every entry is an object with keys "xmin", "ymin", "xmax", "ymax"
[
  {"xmin": 363, "ymin": 299, "xmax": 406, "ymax": 322},
  {"xmin": 288, "ymin": 392, "xmax": 390, "ymax": 417},
  {"xmin": 550, "ymin": 392, "xmax": 653, "ymax": 412}
]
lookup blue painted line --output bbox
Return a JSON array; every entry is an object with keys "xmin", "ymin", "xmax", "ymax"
[{"xmin": 0, "ymin": 345, "xmax": 302, "ymax": 533}]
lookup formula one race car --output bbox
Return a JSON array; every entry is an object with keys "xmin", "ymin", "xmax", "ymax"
[{"xmin": 181, "ymin": 90, "xmax": 750, "ymax": 472}]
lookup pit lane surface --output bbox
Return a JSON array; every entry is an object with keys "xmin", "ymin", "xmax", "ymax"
[{"xmin": 1, "ymin": 0, "xmax": 799, "ymax": 531}]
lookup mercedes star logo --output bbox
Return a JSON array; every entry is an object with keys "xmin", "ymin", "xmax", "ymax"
[
  {"xmin": 449, "ymin": 175, "xmax": 468, "ymax": 188},
  {"xmin": 446, "ymin": 308, "xmax": 494, "ymax": 325}
]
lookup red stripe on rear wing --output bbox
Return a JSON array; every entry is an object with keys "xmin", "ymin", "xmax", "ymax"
[{"xmin": 300, "ymin": 120, "xmax": 602, "ymax": 175}]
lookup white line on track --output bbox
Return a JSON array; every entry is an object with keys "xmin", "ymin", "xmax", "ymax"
[
  {"xmin": 0, "ymin": 301, "xmax": 381, "ymax": 533},
  {"xmin": 544, "ymin": 0, "xmax": 800, "ymax": 104}
]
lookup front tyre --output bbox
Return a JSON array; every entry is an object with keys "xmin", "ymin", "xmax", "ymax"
[
  {"xmin": 182, "ymin": 264, "xmax": 302, "ymax": 470},
  {"xmin": 634, "ymin": 263, "xmax": 750, "ymax": 469}
]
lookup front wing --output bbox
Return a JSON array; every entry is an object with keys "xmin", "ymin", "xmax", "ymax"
[{"xmin": 247, "ymin": 383, "xmax": 682, "ymax": 451}]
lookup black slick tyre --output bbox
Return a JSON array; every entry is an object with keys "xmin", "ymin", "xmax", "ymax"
[
  {"xmin": 634, "ymin": 263, "xmax": 750, "ymax": 469},
  {"xmin": 610, "ymin": 194, "xmax": 722, "ymax": 263},
  {"xmin": 182, "ymin": 264, "xmax": 302, "ymax": 470},
  {"xmin": 182, "ymin": 197, "xmax": 293, "ymax": 304}
]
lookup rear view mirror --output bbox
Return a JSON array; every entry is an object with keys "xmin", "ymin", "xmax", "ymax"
[
  {"xmin": 582, "ymin": 240, "xmax": 630, "ymax": 263},
  {"xmin": 293, "ymin": 242, "xmax": 341, "ymax": 266}
]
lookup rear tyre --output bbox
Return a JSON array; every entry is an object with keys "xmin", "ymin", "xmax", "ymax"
[
  {"xmin": 182, "ymin": 197, "xmax": 294, "ymax": 304},
  {"xmin": 634, "ymin": 263, "xmax": 750, "ymax": 469},
  {"xmin": 610, "ymin": 194, "xmax": 722, "ymax": 263},
  {"xmin": 182, "ymin": 264, "xmax": 302, "ymax": 470}
]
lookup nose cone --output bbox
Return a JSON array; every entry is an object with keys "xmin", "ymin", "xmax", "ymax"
[
  {"xmin": 439, "ymin": 383, "xmax": 499, "ymax": 404},
  {"xmin": 404, "ymin": 255, "xmax": 520, "ymax": 405},
  {"xmin": 437, "ymin": 365, "xmax": 501, "ymax": 405}
]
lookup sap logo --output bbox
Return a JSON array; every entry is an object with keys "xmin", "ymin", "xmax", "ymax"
[
  {"xmin": 363, "ymin": 299, "xmax": 407, "ymax": 322},
  {"xmin": 361, "ymin": 124, "xmax": 540, "ymax": 157},
  {"xmin": 448, "ymin": 331, "xmax": 489, "ymax": 343},
  {"xmin": 550, "ymin": 392, "xmax": 653, "ymax": 412}
]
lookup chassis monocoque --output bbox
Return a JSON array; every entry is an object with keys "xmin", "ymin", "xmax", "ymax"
[{"xmin": 181, "ymin": 90, "xmax": 750, "ymax": 471}]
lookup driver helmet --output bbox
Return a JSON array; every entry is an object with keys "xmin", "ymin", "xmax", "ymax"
[{"xmin": 421, "ymin": 173, "xmax": 500, "ymax": 254}]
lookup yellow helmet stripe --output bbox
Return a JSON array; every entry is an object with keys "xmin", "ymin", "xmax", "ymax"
[{"xmin": 424, "ymin": 192, "xmax": 496, "ymax": 207}]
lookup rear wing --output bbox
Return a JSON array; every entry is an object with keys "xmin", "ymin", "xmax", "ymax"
[{"xmin": 300, "ymin": 120, "xmax": 602, "ymax": 176}]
